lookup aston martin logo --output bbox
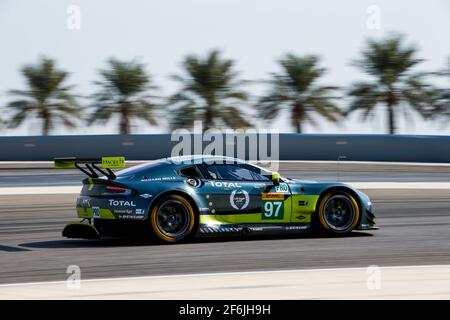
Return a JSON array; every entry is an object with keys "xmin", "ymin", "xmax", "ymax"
[{"xmin": 230, "ymin": 190, "xmax": 250, "ymax": 210}]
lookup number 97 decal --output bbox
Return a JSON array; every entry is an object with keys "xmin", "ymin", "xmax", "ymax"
[{"xmin": 262, "ymin": 201, "xmax": 284, "ymax": 219}]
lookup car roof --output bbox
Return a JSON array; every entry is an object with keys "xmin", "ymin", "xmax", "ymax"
[
  {"xmin": 166, "ymin": 155, "xmax": 247, "ymax": 165},
  {"xmin": 117, "ymin": 155, "xmax": 274, "ymax": 177}
]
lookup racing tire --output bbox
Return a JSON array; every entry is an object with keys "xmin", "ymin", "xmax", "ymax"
[
  {"xmin": 314, "ymin": 191, "xmax": 360, "ymax": 235},
  {"xmin": 149, "ymin": 194, "xmax": 197, "ymax": 243}
]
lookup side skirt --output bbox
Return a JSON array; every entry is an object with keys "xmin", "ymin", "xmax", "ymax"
[{"xmin": 197, "ymin": 223, "xmax": 311, "ymax": 237}]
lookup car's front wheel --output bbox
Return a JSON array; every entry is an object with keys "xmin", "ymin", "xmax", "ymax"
[
  {"xmin": 315, "ymin": 191, "xmax": 360, "ymax": 235},
  {"xmin": 149, "ymin": 194, "xmax": 196, "ymax": 243}
]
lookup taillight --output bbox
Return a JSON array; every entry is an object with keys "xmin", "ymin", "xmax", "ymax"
[
  {"xmin": 105, "ymin": 185, "xmax": 128, "ymax": 191},
  {"xmin": 81, "ymin": 183, "xmax": 133, "ymax": 197}
]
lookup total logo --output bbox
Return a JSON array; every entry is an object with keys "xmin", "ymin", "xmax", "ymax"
[
  {"xmin": 108, "ymin": 200, "xmax": 136, "ymax": 207},
  {"xmin": 209, "ymin": 181, "xmax": 242, "ymax": 188}
]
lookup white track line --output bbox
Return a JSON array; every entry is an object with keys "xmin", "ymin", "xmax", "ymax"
[
  {"xmin": 0, "ymin": 264, "xmax": 447, "ymax": 288},
  {"xmin": 1, "ymin": 265, "xmax": 449, "ymax": 300},
  {"xmin": 1, "ymin": 182, "xmax": 450, "ymax": 195},
  {"xmin": 348, "ymin": 182, "xmax": 450, "ymax": 189}
]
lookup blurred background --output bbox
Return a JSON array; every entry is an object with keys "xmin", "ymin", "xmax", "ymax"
[{"xmin": 0, "ymin": 0, "xmax": 450, "ymax": 136}]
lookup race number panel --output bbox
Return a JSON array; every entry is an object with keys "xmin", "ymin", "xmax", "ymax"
[{"xmin": 261, "ymin": 193, "xmax": 285, "ymax": 220}]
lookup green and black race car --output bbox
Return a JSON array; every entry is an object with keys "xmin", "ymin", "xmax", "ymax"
[{"xmin": 56, "ymin": 155, "xmax": 377, "ymax": 243}]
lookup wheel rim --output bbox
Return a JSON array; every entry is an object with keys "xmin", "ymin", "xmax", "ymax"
[
  {"xmin": 156, "ymin": 200, "xmax": 190, "ymax": 238},
  {"xmin": 323, "ymin": 195, "xmax": 356, "ymax": 231}
]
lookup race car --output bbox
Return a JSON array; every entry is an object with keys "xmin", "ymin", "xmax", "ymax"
[{"xmin": 56, "ymin": 155, "xmax": 376, "ymax": 243}]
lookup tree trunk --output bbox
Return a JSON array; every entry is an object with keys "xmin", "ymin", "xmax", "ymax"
[
  {"xmin": 386, "ymin": 90, "xmax": 397, "ymax": 135},
  {"xmin": 387, "ymin": 103, "xmax": 395, "ymax": 134},
  {"xmin": 119, "ymin": 102, "xmax": 129, "ymax": 134},
  {"xmin": 295, "ymin": 119, "xmax": 302, "ymax": 133},
  {"xmin": 42, "ymin": 118, "xmax": 50, "ymax": 136},
  {"xmin": 292, "ymin": 102, "xmax": 304, "ymax": 134},
  {"xmin": 41, "ymin": 107, "xmax": 50, "ymax": 136},
  {"xmin": 204, "ymin": 105, "xmax": 214, "ymax": 132},
  {"xmin": 120, "ymin": 115, "xmax": 129, "ymax": 135}
]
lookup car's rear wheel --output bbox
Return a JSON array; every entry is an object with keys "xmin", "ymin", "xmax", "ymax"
[
  {"xmin": 149, "ymin": 194, "xmax": 196, "ymax": 243},
  {"xmin": 315, "ymin": 191, "xmax": 360, "ymax": 235}
]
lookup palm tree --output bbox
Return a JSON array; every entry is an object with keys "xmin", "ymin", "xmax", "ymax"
[
  {"xmin": 6, "ymin": 57, "xmax": 80, "ymax": 135},
  {"xmin": 169, "ymin": 50, "xmax": 250, "ymax": 131},
  {"xmin": 90, "ymin": 58, "xmax": 158, "ymax": 134},
  {"xmin": 347, "ymin": 35, "xmax": 433, "ymax": 134},
  {"xmin": 257, "ymin": 54, "xmax": 341, "ymax": 133}
]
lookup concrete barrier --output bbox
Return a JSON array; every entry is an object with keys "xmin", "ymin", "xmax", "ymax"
[{"xmin": 0, "ymin": 134, "xmax": 449, "ymax": 162}]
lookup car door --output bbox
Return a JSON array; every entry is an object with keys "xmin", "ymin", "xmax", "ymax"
[{"xmin": 197, "ymin": 163, "xmax": 292, "ymax": 224}]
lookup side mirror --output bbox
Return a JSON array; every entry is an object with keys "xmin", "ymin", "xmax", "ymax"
[{"xmin": 271, "ymin": 172, "xmax": 280, "ymax": 186}]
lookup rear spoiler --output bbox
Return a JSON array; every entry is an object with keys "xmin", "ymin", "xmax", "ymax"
[{"xmin": 54, "ymin": 157, "xmax": 125, "ymax": 180}]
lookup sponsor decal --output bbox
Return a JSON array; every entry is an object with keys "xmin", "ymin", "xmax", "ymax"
[
  {"xmin": 77, "ymin": 198, "xmax": 91, "ymax": 208},
  {"xmin": 298, "ymin": 200, "xmax": 309, "ymax": 206},
  {"xmin": 274, "ymin": 183, "xmax": 289, "ymax": 193},
  {"xmin": 141, "ymin": 177, "xmax": 177, "ymax": 182},
  {"xmin": 135, "ymin": 208, "xmax": 145, "ymax": 215},
  {"xmin": 262, "ymin": 193, "xmax": 284, "ymax": 200},
  {"xmin": 229, "ymin": 189, "xmax": 250, "ymax": 210},
  {"xmin": 286, "ymin": 225, "xmax": 309, "ymax": 231},
  {"xmin": 101, "ymin": 157, "xmax": 125, "ymax": 169},
  {"xmin": 108, "ymin": 200, "xmax": 136, "ymax": 207},
  {"xmin": 209, "ymin": 181, "xmax": 242, "ymax": 188},
  {"xmin": 114, "ymin": 209, "xmax": 133, "ymax": 214},
  {"xmin": 118, "ymin": 214, "xmax": 145, "ymax": 220},
  {"xmin": 186, "ymin": 178, "xmax": 200, "ymax": 187},
  {"xmin": 139, "ymin": 193, "xmax": 153, "ymax": 199},
  {"xmin": 92, "ymin": 206, "xmax": 100, "ymax": 218}
]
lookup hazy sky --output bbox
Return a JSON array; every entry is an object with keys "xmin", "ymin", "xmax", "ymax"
[{"xmin": 1, "ymin": 0, "xmax": 450, "ymax": 135}]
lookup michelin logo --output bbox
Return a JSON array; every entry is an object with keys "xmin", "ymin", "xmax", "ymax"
[{"xmin": 92, "ymin": 206, "xmax": 100, "ymax": 218}]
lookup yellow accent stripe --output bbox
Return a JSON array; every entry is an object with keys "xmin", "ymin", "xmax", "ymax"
[
  {"xmin": 88, "ymin": 178, "xmax": 94, "ymax": 191},
  {"xmin": 291, "ymin": 194, "xmax": 320, "ymax": 214},
  {"xmin": 200, "ymin": 213, "xmax": 261, "ymax": 224}
]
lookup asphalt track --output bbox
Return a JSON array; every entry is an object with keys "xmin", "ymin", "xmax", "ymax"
[{"xmin": 0, "ymin": 162, "xmax": 450, "ymax": 288}]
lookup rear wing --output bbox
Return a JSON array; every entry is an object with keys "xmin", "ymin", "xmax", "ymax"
[{"xmin": 54, "ymin": 157, "xmax": 125, "ymax": 180}]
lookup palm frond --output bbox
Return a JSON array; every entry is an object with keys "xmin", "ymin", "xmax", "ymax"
[
  {"xmin": 90, "ymin": 58, "xmax": 159, "ymax": 133},
  {"xmin": 168, "ymin": 50, "xmax": 250, "ymax": 130},
  {"xmin": 258, "ymin": 54, "xmax": 339, "ymax": 131},
  {"xmin": 5, "ymin": 57, "xmax": 79, "ymax": 134},
  {"xmin": 347, "ymin": 82, "xmax": 381, "ymax": 115}
]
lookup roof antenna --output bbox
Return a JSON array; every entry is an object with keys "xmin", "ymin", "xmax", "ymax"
[{"xmin": 337, "ymin": 155, "xmax": 347, "ymax": 182}]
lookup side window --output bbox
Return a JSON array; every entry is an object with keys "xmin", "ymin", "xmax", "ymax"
[
  {"xmin": 178, "ymin": 166, "xmax": 202, "ymax": 178},
  {"xmin": 245, "ymin": 165, "xmax": 271, "ymax": 181},
  {"xmin": 199, "ymin": 164, "xmax": 270, "ymax": 181}
]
